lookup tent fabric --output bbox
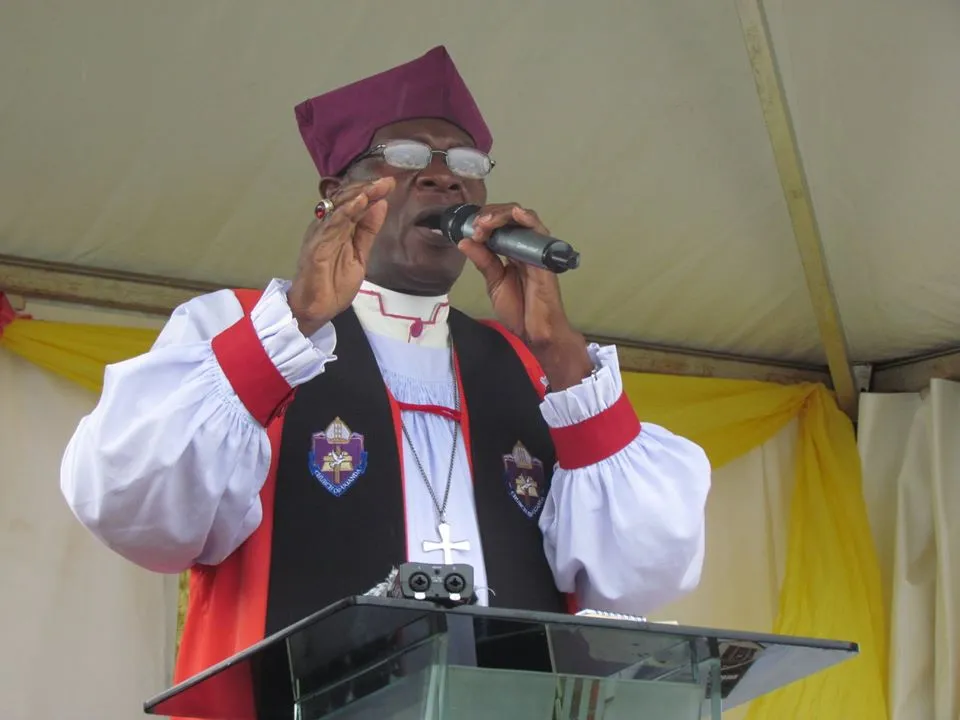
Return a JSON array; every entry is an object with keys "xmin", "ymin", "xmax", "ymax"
[
  {"xmin": 859, "ymin": 383, "xmax": 960, "ymax": 719},
  {"xmin": 0, "ymin": 308, "xmax": 887, "ymax": 719},
  {"xmin": 2, "ymin": 1, "xmax": 959, "ymax": 366}
]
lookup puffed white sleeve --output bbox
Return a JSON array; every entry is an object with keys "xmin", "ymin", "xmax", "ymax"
[
  {"xmin": 60, "ymin": 279, "xmax": 336, "ymax": 574},
  {"xmin": 538, "ymin": 344, "xmax": 711, "ymax": 615}
]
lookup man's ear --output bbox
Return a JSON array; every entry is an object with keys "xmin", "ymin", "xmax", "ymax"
[{"xmin": 319, "ymin": 176, "xmax": 343, "ymax": 199}]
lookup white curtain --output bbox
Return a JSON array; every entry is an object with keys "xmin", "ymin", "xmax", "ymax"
[
  {"xmin": 0, "ymin": 299, "xmax": 799, "ymax": 719},
  {"xmin": 0, "ymin": 348, "xmax": 178, "ymax": 720},
  {"xmin": 859, "ymin": 380, "xmax": 960, "ymax": 720},
  {"xmin": 653, "ymin": 419, "xmax": 797, "ymax": 719}
]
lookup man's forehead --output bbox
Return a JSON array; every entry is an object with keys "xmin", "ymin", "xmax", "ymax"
[{"xmin": 372, "ymin": 118, "xmax": 476, "ymax": 148}]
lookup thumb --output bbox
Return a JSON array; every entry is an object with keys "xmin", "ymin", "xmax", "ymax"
[{"xmin": 458, "ymin": 239, "xmax": 506, "ymax": 289}]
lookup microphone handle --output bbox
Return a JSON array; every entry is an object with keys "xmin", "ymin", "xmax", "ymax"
[
  {"xmin": 450, "ymin": 205, "xmax": 580, "ymax": 273},
  {"xmin": 485, "ymin": 226, "xmax": 580, "ymax": 273}
]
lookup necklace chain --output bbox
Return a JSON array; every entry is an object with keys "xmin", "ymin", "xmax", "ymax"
[{"xmin": 399, "ymin": 351, "xmax": 460, "ymax": 524}]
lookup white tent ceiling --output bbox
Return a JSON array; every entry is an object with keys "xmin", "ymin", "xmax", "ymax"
[{"xmin": 2, "ymin": 0, "xmax": 959, "ymax": 368}]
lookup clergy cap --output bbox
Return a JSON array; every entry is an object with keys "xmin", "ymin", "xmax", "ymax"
[{"xmin": 295, "ymin": 45, "xmax": 492, "ymax": 177}]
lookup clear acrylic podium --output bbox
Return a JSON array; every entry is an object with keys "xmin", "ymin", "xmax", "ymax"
[{"xmin": 145, "ymin": 596, "xmax": 857, "ymax": 719}]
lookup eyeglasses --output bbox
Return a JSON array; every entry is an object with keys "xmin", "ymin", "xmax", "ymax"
[{"xmin": 351, "ymin": 139, "xmax": 495, "ymax": 179}]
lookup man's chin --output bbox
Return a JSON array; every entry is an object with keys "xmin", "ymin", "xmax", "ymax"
[{"xmin": 393, "ymin": 238, "xmax": 467, "ymax": 294}]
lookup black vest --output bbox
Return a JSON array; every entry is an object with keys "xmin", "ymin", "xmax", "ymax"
[{"xmin": 264, "ymin": 308, "xmax": 566, "ymax": 634}]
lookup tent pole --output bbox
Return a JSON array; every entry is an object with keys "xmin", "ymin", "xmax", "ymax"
[
  {"xmin": 0, "ymin": 252, "xmax": 831, "ymax": 386},
  {"xmin": 734, "ymin": 0, "xmax": 858, "ymax": 419}
]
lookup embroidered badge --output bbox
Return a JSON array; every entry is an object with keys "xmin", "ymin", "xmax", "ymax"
[
  {"xmin": 503, "ymin": 441, "xmax": 546, "ymax": 518},
  {"xmin": 308, "ymin": 417, "xmax": 368, "ymax": 497}
]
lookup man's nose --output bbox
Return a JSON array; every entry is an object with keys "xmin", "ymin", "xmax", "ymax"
[{"xmin": 414, "ymin": 155, "xmax": 463, "ymax": 196}]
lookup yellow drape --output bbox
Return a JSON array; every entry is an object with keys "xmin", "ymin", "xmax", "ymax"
[
  {"xmin": 624, "ymin": 373, "xmax": 888, "ymax": 719},
  {"xmin": 0, "ymin": 316, "xmax": 888, "ymax": 719},
  {"xmin": 1, "ymin": 318, "xmax": 157, "ymax": 393}
]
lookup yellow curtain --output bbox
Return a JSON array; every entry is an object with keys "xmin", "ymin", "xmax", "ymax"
[
  {"xmin": 624, "ymin": 373, "xmax": 888, "ymax": 719},
  {"xmin": 0, "ymin": 316, "xmax": 889, "ymax": 719},
  {"xmin": 1, "ymin": 318, "xmax": 157, "ymax": 393}
]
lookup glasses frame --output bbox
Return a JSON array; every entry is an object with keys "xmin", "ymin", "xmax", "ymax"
[{"xmin": 348, "ymin": 139, "xmax": 496, "ymax": 179}]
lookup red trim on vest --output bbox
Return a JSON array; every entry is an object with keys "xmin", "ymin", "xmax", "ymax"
[
  {"xmin": 211, "ymin": 289, "xmax": 293, "ymax": 427},
  {"xmin": 393, "ymin": 401, "xmax": 461, "ymax": 424},
  {"xmin": 385, "ymin": 388, "xmax": 410, "ymax": 561},
  {"xmin": 549, "ymin": 392, "xmax": 641, "ymax": 470},
  {"xmin": 451, "ymin": 351, "xmax": 475, "ymax": 489},
  {"xmin": 478, "ymin": 320, "xmax": 547, "ymax": 401}
]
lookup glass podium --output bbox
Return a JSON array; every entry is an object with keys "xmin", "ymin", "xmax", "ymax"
[{"xmin": 145, "ymin": 596, "xmax": 858, "ymax": 719}]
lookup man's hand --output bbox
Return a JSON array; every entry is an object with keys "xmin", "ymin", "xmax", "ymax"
[
  {"xmin": 458, "ymin": 203, "xmax": 594, "ymax": 391},
  {"xmin": 287, "ymin": 177, "xmax": 395, "ymax": 336}
]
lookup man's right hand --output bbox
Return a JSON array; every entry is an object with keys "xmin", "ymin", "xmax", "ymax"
[{"xmin": 287, "ymin": 177, "xmax": 395, "ymax": 336}]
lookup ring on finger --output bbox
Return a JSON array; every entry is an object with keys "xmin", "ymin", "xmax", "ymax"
[{"xmin": 314, "ymin": 198, "xmax": 335, "ymax": 221}]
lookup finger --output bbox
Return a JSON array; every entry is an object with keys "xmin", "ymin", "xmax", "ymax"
[
  {"xmin": 469, "ymin": 203, "xmax": 522, "ymax": 242},
  {"xmin": 509, "ymin": 258, "xmax": 556, "ymax": 297},
  {"xmin": 352, "ymin": 198, "xmax": 390, "ymax": 261},
  {"xmin": 524, "ymin": 264, "xmax": 562, "ymax": 297},
  {"xmin": 323, "ymin": 180, "xmax": 371, "ymax": 210},
  {"xmin": 336, "ymin": 177, "xmax": 394, "ymax": 224},
  {"xmin": 510, "ymin": 205, "xmax": 550, "ymax": 235},
  {"xmin": 458, "ymin": 239, "xmax": 506, "ymax": 288},
  {"xmin": 329, "ymin": 175, "xmax": 394, "ymax": 202},
  {"xmin": 470, "ymin": 203, "xmax": 550, "ymax": 241},
  {"xmin": 362, "ymin": 176, "xmax": 395, "ymax": 205},
  {"xmin": 506, "ymin": 257, "xmax": 528, "ymax": 279},
  {"xmin": 316, "ymin": 193, "xmax": 370, "ymax": 249},
  {"xmin": 304, "ymin": 188, "xmax": 365, "ymax": 247},
  {"xmin": 350, "ymin": 177, "xmax": 394, "ymax": 257},
  {"xmin": 332, "ymin": 191, "xmax": 370, "ymax": 225},
  {"xmin": 319, "ymin": 177, "xmax": 393, "ymax": 248}
]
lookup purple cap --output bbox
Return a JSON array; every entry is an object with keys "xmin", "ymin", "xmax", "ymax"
[{"xmin": 295, "ymin": 46, "xmax": 492, "ymax": 177}]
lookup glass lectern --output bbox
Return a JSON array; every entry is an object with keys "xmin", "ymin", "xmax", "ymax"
[{"xmin": 145, "ymin": 596, "xmax": 857, "ymax": 719}]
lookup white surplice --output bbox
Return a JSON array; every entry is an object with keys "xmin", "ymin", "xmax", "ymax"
[{"xmin": 60, "ymin": 279, "xmax": 711, "ymax": 615}]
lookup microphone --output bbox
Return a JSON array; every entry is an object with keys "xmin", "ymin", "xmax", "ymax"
[{"xmin": 436, "ymin": 203, "xmax": 581, "ymax": 273}]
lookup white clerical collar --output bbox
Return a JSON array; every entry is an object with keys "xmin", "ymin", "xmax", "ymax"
[{"xmin": 352, "ymin": 280, "xmax": 450, "ymax": 347}]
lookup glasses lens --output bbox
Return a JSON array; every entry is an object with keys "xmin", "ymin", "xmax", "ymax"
[
  {"xmin": 381, "ymin": 140, "xmax": 433, "ymax": 170},
  {"xmin": 446, "ymin": 147, "xmax": 493, "ymax": 179}
]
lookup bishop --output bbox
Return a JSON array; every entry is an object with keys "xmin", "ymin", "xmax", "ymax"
[{"xmin": 59, "ymin": 46, "xmax": 711, "ymax": 703}]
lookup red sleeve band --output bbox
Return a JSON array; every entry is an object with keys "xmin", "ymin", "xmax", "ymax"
[
  {"xmin": 211, "ymin": 294, "xmax": 293, "ymax": 427},
  {"xmin": 549, "ymin": 392, "xmax": 641, "ymax": 470}
]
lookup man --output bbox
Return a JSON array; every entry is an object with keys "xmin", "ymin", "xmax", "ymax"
[{"xmin": 60, "ymin": 46, "xmax": 711, "ymax": 686}]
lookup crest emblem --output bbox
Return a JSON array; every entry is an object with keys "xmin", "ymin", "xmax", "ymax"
[
  {"xmin": 503, "ymin": 441, "xmax": 546, "ymax": 518},
  {"xmin": 307, "ymin": 417, "xmax": 368, "ymax": 496}
]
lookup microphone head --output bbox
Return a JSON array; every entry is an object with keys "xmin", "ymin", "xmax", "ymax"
[{"xmin": 439, "ymin": 203, "xmax": 481, "ymax": 244}]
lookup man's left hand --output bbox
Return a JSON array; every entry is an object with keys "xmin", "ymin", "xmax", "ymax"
[{"xmin": 458, "ymin": 203, "xmax": 594, "ymax": 391}]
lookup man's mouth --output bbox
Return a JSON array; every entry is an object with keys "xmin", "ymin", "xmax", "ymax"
[{"xmin": 412, "ymin": 208, "xmax": 446, "ymax": 237}]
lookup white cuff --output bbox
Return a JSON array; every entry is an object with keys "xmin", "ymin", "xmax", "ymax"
[
  {"xmin": 250, "ymin": 279, "xmax": 337, "ymax": 386},
  {"xmin": 540, "ymin": 344, "xmax": 623, "ymax": 427}
]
